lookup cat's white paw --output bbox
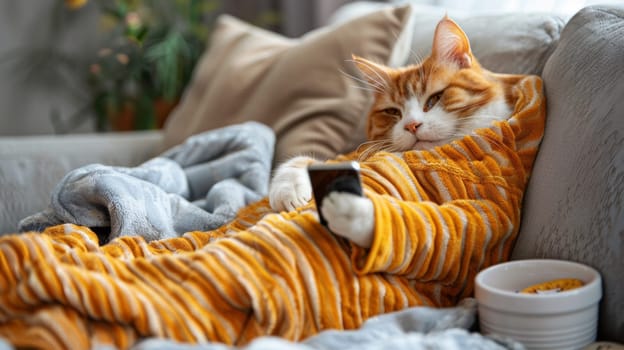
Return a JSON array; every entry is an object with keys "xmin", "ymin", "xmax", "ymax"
[
  {"xmin": 321, "ymin": 192, "xmax": 374, "ymax": 248},
  {"xmin": 269, "ymin": 156, "xmax": 315, "ymax": 212}
]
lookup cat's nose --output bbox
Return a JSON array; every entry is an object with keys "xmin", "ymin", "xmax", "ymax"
[{"xmin": 404, "ymin": 121, "xmax": 422, "ymax": 134}]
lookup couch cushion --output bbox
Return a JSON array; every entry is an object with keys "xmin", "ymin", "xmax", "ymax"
[
  {"xmin": 330, "ymin": 2, "xmax": 564, "ymax": 75},
  {"xmin": 163, "ymin": 6, "xmax": 412, "ymax": 164},
  {"xmin": 512, "ymin": 5, "xmax": 624, "ymax": 342}
]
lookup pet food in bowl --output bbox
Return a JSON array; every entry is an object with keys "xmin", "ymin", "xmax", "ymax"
[{"xmin": 519, "ymin": 278, "xmax": 584, "ymax": 294}]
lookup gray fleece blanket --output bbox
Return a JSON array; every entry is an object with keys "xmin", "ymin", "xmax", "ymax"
[
  {"xmin": 103, "ymin": 299, "xmax": 523, "ymax": 350},
  {"xmin": 0, "ymin": 299, "xmax": 524, "ymax": 350},
  {"xmin": 18, "ymin": 121, "xmax": 275, "ymax": 241}
]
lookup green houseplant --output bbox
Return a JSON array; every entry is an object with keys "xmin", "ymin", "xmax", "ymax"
[
  {"xmin": 58, "ymin": 0, "xmax": 278, "ymax": 132},
  {"xmin": 87, "ymin": 0, "xmax": 219, "ymax": 131}
]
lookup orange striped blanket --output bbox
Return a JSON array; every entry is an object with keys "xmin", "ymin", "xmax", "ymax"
[{"xmin": 0, "ymin": 76, "xmax": 545, "ymax": 349}]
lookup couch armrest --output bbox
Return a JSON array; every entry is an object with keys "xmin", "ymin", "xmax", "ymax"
[
  {"xmin": 513, "ymin": 5, "xmax": 624, "ymax": 343},
  {"xmin": 0, "ymin": 131, "xmax": 164, "ymax": 234}
]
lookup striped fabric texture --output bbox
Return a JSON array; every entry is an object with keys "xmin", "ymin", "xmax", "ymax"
[{"xmin": 0, "ymin": 76, "xmax": 545, "ymax": 349}]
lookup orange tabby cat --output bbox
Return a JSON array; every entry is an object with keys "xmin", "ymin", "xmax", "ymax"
[{"xmin": 270, "ymin": 16, "xmax": 524, "ymax": 246}]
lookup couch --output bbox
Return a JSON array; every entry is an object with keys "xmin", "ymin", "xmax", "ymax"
[{"xmin": 0, "ymin": 1, "xmax": 622, "ymax": 346}]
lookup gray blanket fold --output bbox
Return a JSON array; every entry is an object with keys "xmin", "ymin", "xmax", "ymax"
[
  {"xmin": 123, "ymin": 299, "xmax": 524, "ymax": 350},
  {"xmin": 19, "ymin": 121, "xmax": 275, "ymax": 241}
]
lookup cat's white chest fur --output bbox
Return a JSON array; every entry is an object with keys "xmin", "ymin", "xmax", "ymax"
[{"xmin": 463, "ymin": 96, "xmax": 512, "ymax": 132}]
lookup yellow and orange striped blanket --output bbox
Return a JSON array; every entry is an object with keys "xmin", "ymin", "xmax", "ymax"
[{"xmin": 0, "ymin": 76, "xmax": 545, "ymax": 349}]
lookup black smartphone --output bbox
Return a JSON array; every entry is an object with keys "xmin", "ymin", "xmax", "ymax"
[{"xmin": 307, "ymin": 161, "xmax": 363, "ymax": 226}]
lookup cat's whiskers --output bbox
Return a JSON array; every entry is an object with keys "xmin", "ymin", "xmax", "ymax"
[
  {"xmin": 340, "ymin": 69, "xmax": 387, "ymax": 94},
  {"xmin": 361, "ymin": 75, "xmax": 388, "ymax": 94},
  {"xmin": 348, "ymin": 84, "xmax": 382, "ymax": 94},
  {"xmin": 385, "ymin": 144, "xmax": 407, "ymax": 153},
  {"xmin": 348, "ymin": 59, "xmax": 391, "ymax": 91},
  {"xmin": 408, "ymin": 45, "xmax": 425, "ymax": 64},
  {"xmin": 356, "ymin": 139, "xmax": 389, "ymax": 153},
  {"xmin": 406, "ymin": 50, "xmax": 427, "ymax": 89},
  {"xmin": 356, "ymin": 139, "xmax": 395, "ymax": 160}
]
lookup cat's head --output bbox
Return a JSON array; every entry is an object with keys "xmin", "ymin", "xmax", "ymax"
[{"xmin": 354, "ymin": 16, "xmax": 518, "ymax": 152}]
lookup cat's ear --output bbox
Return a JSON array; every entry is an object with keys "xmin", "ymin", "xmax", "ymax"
[
  {"xmin": 432, "ymin": 16, "xmax": 472, "ymax": 68},
  {"xmin": 352, "ymin": 55, "xmax": 392, "ymax": 88}
]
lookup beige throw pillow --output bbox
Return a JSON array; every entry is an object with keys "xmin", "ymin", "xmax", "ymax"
[{"xmin": 163, "ymin": 6, "xmax": 412, "ymax": 164}]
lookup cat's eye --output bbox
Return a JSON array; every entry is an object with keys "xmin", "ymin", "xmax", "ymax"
[
  {"xmin": 382, "ymin": 107, "xmax": 402, "ymax": 117},
  {"xmin": 424, "ymin": 91, "xmax": 444, "ymax": 112}
]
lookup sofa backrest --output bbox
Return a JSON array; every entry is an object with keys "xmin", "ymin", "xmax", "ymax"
[
  {"xmin": 329, "ymin": 2, "xmax": 565, "ymax": 75},
  {"xmin": 512, "ymin": 5, "xmax": 624, "ymax": 343}
]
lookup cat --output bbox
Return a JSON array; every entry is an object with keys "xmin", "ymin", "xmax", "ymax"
[{"xmin": 269, "ymin": 16, "xmax": 523, "ymax": 248}]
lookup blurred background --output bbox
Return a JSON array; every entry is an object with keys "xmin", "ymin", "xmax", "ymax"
[
  {"xmin": 0, "ymin": 0, "xmax": 619, "ymax": 136},
  {"xmin": 0, "ymin": 0, "xmax": 358, "ymax": 136}
]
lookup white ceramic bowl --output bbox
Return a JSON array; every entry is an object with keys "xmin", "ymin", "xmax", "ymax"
[{"xmin": 475, "ymin": 259, "xmax": 602, "ymax": 350}]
